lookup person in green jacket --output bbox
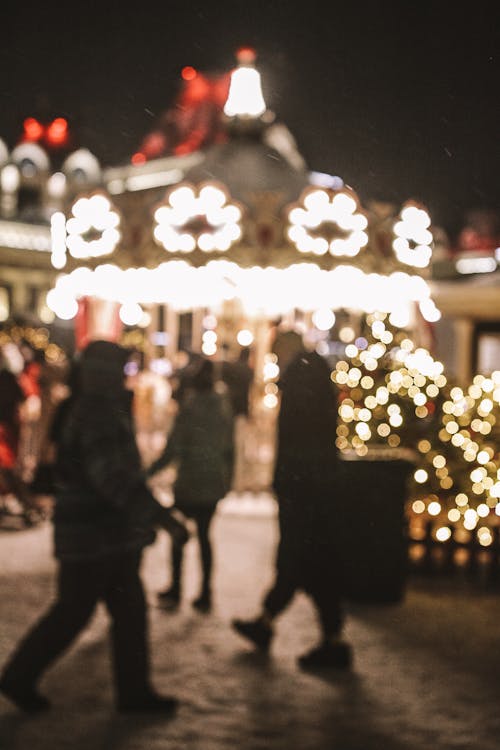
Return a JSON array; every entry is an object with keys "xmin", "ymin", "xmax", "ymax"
[{"xmin": 146, "ymin": 357, "xmax": 234, "ymax": 612}]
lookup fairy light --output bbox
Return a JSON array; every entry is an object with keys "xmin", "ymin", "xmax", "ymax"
[
  {"xmin": 154, "ymin": 182, "xmax": 242, "ymax": 254},
  {"xmin": 392, "ymin": 203, "xmax": 433, "ymax": 268},
  {"xmin": 66, "ymin": 192, "xmax": 121, "ymax": 259},
  {"xmin": 287, "ymin": 187, "xmax": 368, "ymax": 257}
]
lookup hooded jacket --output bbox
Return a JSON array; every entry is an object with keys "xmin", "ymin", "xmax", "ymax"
[
  {"xmin": 147, "ymin": 389, "xmax": 234, "ymax": 508},
  {"xmin": 272, "ymin": 350, "xmax": 339, "ymax": 497},
  {"xmin": 53, "ymin": 342, "xmax": 160, "ymax": 561}
]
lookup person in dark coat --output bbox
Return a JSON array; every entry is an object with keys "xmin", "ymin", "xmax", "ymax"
[
  {"xmin": 146, "ymin": 357, "xmax": 234, "ymax": 613},
  {"xmin": 232, "ymin": 331, "xmax": 352, "ymax": 670},
  {"xmin": 0, "ymin": 340, "xmax": 188, "ymax": 714},
  {"xmin": 220, "ymin": 346, "xmax": 254, "ymax": 492}
]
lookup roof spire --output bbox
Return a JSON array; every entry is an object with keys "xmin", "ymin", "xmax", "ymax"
[{"xmin": 224, "ymin": 47, "xmax": 266, "ymax": 119}]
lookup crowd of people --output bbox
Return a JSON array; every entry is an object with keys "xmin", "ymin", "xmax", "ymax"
[{"xmin": 0, "ymin": 330, "xmax": 352, "ymax": 717}]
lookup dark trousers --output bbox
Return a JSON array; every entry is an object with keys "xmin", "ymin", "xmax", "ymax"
[
  {"xmin": 264, "ymin": 494, "xmax": 343, "ymax": 637},
  {"xmin": 171, "ymin": 505, "xmax": 216, "ymax": 596},
  {"xmin": 1, "ymin": 550, "xmax": 151, "ymax": 704}
]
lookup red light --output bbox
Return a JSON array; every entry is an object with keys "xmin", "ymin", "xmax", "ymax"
[
  {"xmin": 181, "ymin": 66, "xmax": 197, "ymax": 81},
  {"xmin": 23, "ymin": 117, "xmax": 44, "ymax": 142},
  {"xmin": 236, "ymin": 46, "xmax": 256, "ymax": 64},
  {"xmin": 131, "ymin": 152, "xmax": 146, "ymax": 165},
  {"xmin": 45, "ymin": 117, "xmax": 68, "ymax": 146}
]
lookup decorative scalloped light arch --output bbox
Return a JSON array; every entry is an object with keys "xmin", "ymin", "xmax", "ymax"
[
  {"xmin": 287, "ymin": 186, "xmax": 369, "ymax": 257},
  {"xmin": 153, "ymin": 181, "xmax": 242, "ymax": 254},
  {"xmin": 65, "ymin": 191, "xmax": 121, "ymax": 260},
  {"xmin": 392, "ymin": 202, "xmax": 433, "ymax": 269}
]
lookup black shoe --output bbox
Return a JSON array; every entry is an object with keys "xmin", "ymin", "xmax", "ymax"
[
  {"xmin": 157, "ymin": 588, "xmax": 180, "ymax": 610},
  {"xmin": 118, "ymin": 692, "xmax": 178, "ymax": 715},
  {"xmin": 192, "ymin": 593, "xmax": 211, "ymax": 612},
  {"xmin": 298, "ymin": 641, "xmax": 353, "ymax": 671},
  {"xmin": 231, "ymin": 618, "xmax": 272, "ymax": 651},
  {"xmin": 0, "ymin": 678, "xmax": 51, "ymax": 714}
]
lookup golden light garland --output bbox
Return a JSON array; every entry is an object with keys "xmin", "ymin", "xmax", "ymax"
[{"xmin": 331, "ymin": 311, "xmax": 500, "ymax": 544}]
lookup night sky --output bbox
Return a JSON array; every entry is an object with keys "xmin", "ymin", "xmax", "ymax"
[{"xmin": 1, "ymin": 1, "xmax": 498, "ymax": 240}]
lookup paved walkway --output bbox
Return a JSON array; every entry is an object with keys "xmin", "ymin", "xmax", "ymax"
[{"xmin": 1, "ymin": 500, "xmax": 500, "ymax": 750}]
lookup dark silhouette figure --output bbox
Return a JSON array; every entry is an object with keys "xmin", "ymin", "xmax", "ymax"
[
  {"xmin": 232, "ymin": 332, "xmax": 352, "ymax": 670},
  {"xmin": 0, "ymin": 340, "xmax": 188, "ymax": 715},
  {"xmin": 0, "ymin": 351, "xmax": 34, "ymax": 518},
  {"xmin": 146, "ymin": 358, "xmax": 234, "ymax": 612},
  {"xmin": 220, "ymin": 346, "xmax": 253, "ymax": 418},
  {"xmin": 28, "ymin": 360, "xmax": 81, "ymax": 497},
  {"xmin": 220, "ymin": 346, "xmax": 254, "ymax": 492},
  {"xmin": 0, "ymin": 355, "xmax": 26, "ymax": 468}
]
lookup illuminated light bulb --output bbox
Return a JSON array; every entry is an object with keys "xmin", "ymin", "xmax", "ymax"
[
  {"xmin": 477, "ymin": 527, "xmax": 493, "ymax": 546},
  {"xmin": 202, "ymin": 341, "xmax": 217, "ymax": 356},
  {"xmin": 436, "ymin": 526, "xmax": 451, "ymax": 542},
  {"xmin": 339, "ymin": 326, "xmax": 356, "ymax": 344},
  {"xmin": 50, "ymin": 211, "xmax": 67, "ymax": 268},
  {"xmin": 418, "ymin": 440, "xmax": 431, "ymax": 453},
  {"xmin": 448, "ymin": 508, "xmax": 461, "ymax": 523},
  {"xmin": 312, "ymin": 308, "xmax": 335, "ymax": 331},
  {"xmin": 477, "ymin": 503, "xmax": 490, "ymax": 518},
  {"xmin": 355, "ymin": 422, "xmax": 371, "ymax": 440},
  {"xmin": 412, "ymin": 500, "xmax": 426, "ymax": 514},
  {"xmin": 181, "ymin": 65, "xmax": 197, "ymax": 81},
  {"xmin": 414, "ymin": 469, "xmax": 428, "ymax": 484},
  {"xmin": 470, "ymin": 468, "xmax": 487, "ymax": 483},
  {"xmin": 263, "ymin": 393, "xmax": 278, "ymax": 409},
  {"xmin": 48, "ymin": 171, "xmax": 66, "ymax": 198},
  {"xmin": 119, "ymin": 302, "xmax": 143, "ymax": 327},
  {"xmin": 428, "ymin": 501, "xmax": 441, "ymax": 516},
  {"xmin": 433, "ymin": 455, "xmax": 446, "ymax": 469},
  {"xmin": 39, "ymin": 305, "xmax": 56, "ymax": 324},
  {"xmin": 237, "ymin": 329, "xmax": 254, "ymax": 346},
  {"xmin": 263, "ymin": 362, "xmax": 279, "ymax": 381},
  {"xmin": 464, "ymin": 508, "xmax": 478, "ymax": 525},
  {"xmin": 1, "ymin": 164, "xmax": 20, "ymax": 193},
  {"xmin": 202, "ymin": 330, "xmax": 217, "ymax": 345},
  {"xmin": 224, "ymin": 65, "xmax": 266, "ymax": 118}
]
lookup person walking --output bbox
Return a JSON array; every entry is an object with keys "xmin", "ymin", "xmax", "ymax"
[
  {"xmin": 146, "ymin": 357, "xmax": 234, "ymax": 613},
  {"xmin": 231, "ymin": 331, "xmax": 352, "ymax": 670},
  {"xmin": 0, "ymin": 348, "xmax": 35, "ymax": 521},
  {"xmin": 0, "ymin": 340, "xmax": 188, "ymax": 715},
  {"xmin": 220, "ymin": 346, "xmax": 254, "ymax": 492}
]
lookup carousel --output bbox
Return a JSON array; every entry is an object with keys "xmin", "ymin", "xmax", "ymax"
[{"xmin": 1, "ymin": 50, "xmax": 499, "ymax": 581}]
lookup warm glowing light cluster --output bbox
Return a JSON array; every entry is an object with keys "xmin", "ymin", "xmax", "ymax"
[
  {"xmin": 154, "ymin": 183, "xmax": 242, "ymax": 253},
  {"xmin": 332, "ymin": 312, "xmax": 447, "ymax": 459},
  {"xmin": 410, "ymin": 371, "xmax": 500, "ymax": 536},
  {"xmin": 63, "ymin": 193, "xmax": 121, "ymax": 261},
  {"xmin": 392, "ymin": 203, "xmax": 433, "ymax": 269},
  {"xmin": 332, "ymin": 311, "xmax": 500, "ymax": 542},
  {"xmin": 46, "ymin": 261, "xmax": 438, "ymax": 321},
  {"xmin": 262, "ymin": 352, "xmax": 280, "ymax": 409},
  {"xmin": 287, "ymin": 189, "xmax": 368, "ymax": 257}
]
